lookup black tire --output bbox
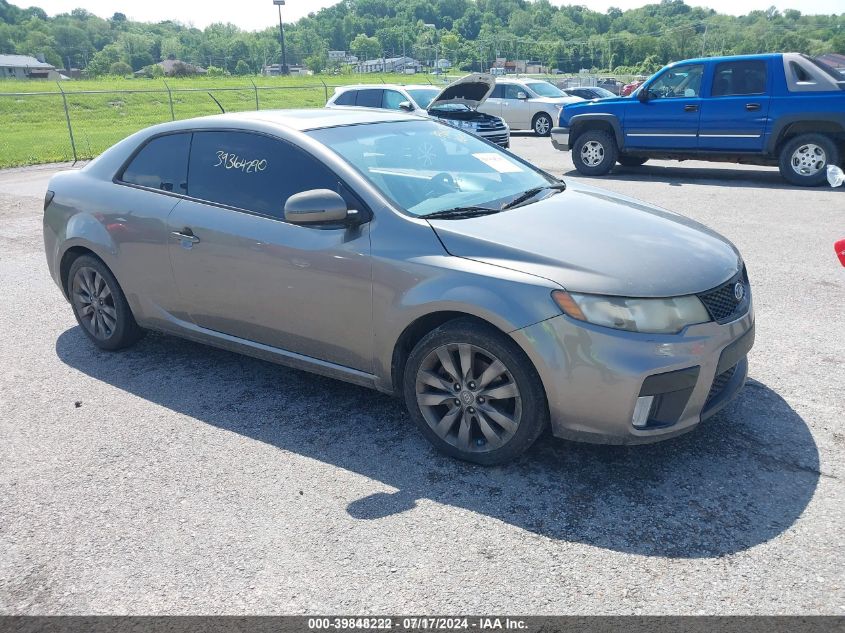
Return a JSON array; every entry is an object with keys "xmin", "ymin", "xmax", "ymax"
[
  {"xmin": 617, "ymin": 155, "xmax": 648, "ymax": 167},
  {"xmin": 571, "ymin": 129, "xmax": 618, "ymax": 176},
  {"xmin": 532, "ymin": 112, "xmax": 553, "ymax": 137},
  {"xmin": 67, "ymin": 255, "xmax": 143, "ymax": 351},
  {"xmin": 403, "ymin": 318, "xmax": 548, "ymax": 465},
  {"xmin": 778, "ymin": 133, "xmax": 840, "ymax": 187}
]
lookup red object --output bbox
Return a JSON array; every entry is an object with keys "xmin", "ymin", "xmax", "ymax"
[
  {"xmin": 621, "ymin": 80, "xmax": 644, "ymax": 97},
  {"xmin": 836, "ymin": 239, "xmax": 845, "ymax": 267}
]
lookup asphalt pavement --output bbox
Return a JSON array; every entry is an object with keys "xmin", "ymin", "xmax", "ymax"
[{"xmin": 0, "ymin": 140, "xmax": 843, "ymax": 614}]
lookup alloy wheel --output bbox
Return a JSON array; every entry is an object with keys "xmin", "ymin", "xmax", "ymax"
[
  {"xmin": 534, "ymin": 116, "xmax": 551, "ymax": 136},
  {"xmin": 71, "ymin": 266, "xmax": 117, "ymax": 340},
  {"xmin": 580, "ymin": 140, "xmax": 605, "ymax": 167},
  {"xmin": 791, "ymin": 143, "xmax": 826, "ymax": 176},
  {"xmin": 415, "ymin": 343, "xmax": 522, "ymax": 453}
]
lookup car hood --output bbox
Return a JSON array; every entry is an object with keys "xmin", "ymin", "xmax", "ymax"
[
  {"xmin": 427, "ymin": 181, "xmax": 742, "ymax": 297},
  {"xmin": 429, "ymin": 73, "xmax": 495, "ymax": 110}
]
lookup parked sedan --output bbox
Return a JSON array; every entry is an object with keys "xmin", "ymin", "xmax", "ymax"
[
  {"xmin": 560, "ymin": 86, "xmax": 617, "ymax": 100},
  {"xmin": 478, "ymin": 78, "xmax": 582, "ymax": 136},
  {"xmin": 44, "ymin": 109, "xmax": 754, "ymax": 464},
  {"xmin": 326, "ymin": 74, "xmax": 510, "ymax": 148}
]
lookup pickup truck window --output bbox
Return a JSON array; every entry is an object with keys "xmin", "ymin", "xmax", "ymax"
[
  {"xmin": 647, "ymin": 64, "xmax": 704, "ymax": 99},
  {"xmin": 712, "ymin": 60, "xmax": 767, "ymax": 96}
]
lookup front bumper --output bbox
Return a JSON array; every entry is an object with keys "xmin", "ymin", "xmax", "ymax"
[
  {"xmin": 510, "ymin": 306, "xmax": 755, "ymax": 445},
  {"xmin": 479, "ymin": 129, "xmax": 511, "ymax": 149},
  {"xmin": 550, "ymin": 126, "xmax": 570, "ymax": 151}
]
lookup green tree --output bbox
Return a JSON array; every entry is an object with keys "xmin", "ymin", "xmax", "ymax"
[
  {"xmin": 234, "ymin": 59, "xmax": 251, "ymax": 75},
  {"xmin": 350, "ymin": 33, "xmax": 381, "ymax": 60},
  {"xmin": 108, "ymin": 60, "xmax": 133, "ymax": 76}
]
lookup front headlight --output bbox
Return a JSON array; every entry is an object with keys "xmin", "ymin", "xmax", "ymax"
[
  {"xmin": 552, "ymin": 290, "xmax": 710, "ymax": 334},
  {"xmin": 459, "ymin": 120, "xmax": 475, "ymax": 130}
]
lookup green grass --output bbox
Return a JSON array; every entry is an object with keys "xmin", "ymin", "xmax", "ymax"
[{"xmin": 0, "ymin": 74, "xmax": 449, "ymax": 168}]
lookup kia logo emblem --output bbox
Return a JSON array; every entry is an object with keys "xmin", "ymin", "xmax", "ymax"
[{"xmin": 734, "ymin": 282, "xmax": 745, "ymax": 302}]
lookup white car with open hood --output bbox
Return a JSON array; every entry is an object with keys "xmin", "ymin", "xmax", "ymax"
[
  {"xmin": 326, "ymin": 74, "xmax": 510, "ymax": 148},
  {"xmin": 478, "ymin": 78, "xmax": 584, "ymax": 137}
]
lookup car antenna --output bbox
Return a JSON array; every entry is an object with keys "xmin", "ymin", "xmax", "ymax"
[{"xmin": 208, "ymin": 92, "xmax": 226, "ymax": 113}]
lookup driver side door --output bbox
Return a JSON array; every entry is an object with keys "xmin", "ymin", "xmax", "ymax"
[
  {"xmin": 501, "ymin": 84, "xmax": 532, "ymax": 130},
  {"xmin": 623, "ymin": 63, "xmax": 704, "ymax": 150}
]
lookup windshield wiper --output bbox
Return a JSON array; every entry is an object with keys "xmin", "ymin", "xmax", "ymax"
[
  {"xmin": 501, "ymin": 183, "xmax": 567, "ymax": 210},
  {"xmin": 423, "ymin": 206, "xmax": 503, "ymax": 220}
]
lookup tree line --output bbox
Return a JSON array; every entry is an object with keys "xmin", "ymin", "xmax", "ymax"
[{"xmin": 1, "ymin": 0, "xmax": 843, "ymax": 77}]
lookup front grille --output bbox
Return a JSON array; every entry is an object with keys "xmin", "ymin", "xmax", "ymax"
[
  {"xmin": 482, "ymin": 132, "xmax": 509, "ymax": 147},
  {"xmin": 476, "ymin": 119, "xmax": 508, "ymax": 133},
  {"xmin": 706, "ymin": 364, "xmax": 736, "ymax": 407},
  {"xmin": 697, "ymin": 269, "xmax": 749, "ymax": 323}
]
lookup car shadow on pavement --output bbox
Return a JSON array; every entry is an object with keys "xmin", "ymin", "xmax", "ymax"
[
  {"xmin": 56, "ymin": 327, "xmax": 820, "ymax": 559},
  {"xmin": 563, "ymin": 165, "xmax": 843, "ymax": 191}
]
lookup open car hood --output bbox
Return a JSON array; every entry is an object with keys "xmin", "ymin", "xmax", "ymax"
[{"xmin": 429, "ymin": 73, "xmax": 495, "ymax": 111}]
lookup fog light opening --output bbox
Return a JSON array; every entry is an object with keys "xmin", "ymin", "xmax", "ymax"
[{"xmin": 632, "ymin": 395, "xmax": 655, "ymax": 429}]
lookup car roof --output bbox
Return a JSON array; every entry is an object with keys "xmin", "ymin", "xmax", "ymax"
[
  {"xmin": 335, "ymin": 84, "xmax": 438, "ymax": 91},
  {"xmin": 169, "ymin": 108, "xmax": 421, "ymax": 132},
  {"xmin": 666, "ymin": 53, "xmax": 782, "ymax": 67}
]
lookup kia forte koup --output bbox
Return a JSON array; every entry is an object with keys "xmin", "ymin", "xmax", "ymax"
[{"xmin": 44, "ymin": 109, "xmax": 754, "ymax": 464}]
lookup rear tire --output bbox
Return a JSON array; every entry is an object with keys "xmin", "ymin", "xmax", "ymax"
[
  {"xmin": 617, "ymin": 155, "xmax": 648, "ymax": 167},
  {"xmin": 778, "ymin": 133, "xmax": 839, "ymax": 187},
  {"xmin": 403, "ymin": 318, "xmax": 548, "ymax": 465},
  {"xmin": 67, "ymin": 255, "xmax": 143, "ymax": 351},
  {"xmin": 533, "ymin": 113, "xmax": 553, "ymax": 137},
  {"xmin": 571, "ymin": 129, "xmax": 618, "ymax": 176}
]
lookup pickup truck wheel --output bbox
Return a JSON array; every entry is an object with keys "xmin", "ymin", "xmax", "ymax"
[
  {"xmin": 779, "ymin": 134, "xmax": 839, "ymax": 187},
  {"xmin": 572, "ymin": 130, "xmax": 618, "ymax": 176},
  {"xmin": 532, "ymin": 113, "xmax": 553, "ymax": 137},
  {"xmin": 617, "ymin": 156, "xmax": 648, "ymax": 167}
]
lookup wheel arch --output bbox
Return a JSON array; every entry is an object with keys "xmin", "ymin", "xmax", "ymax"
[
  {"xmin": 568, "ymin": 114, "xmax": 624, "ymax": 149},
  {"xmin": 769, "ymin": 115, "xmax": 845, "ymax": 155},
  {"xmin": 59, "ymin": 245, "xmax": 104, "ymax": 299}
]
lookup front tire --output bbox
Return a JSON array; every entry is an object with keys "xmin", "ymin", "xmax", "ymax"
[
  {"xmin": 403, "ymin": 318, "xmax": 548, "ymax": 465},
  {"xmin": 778, "ymin": 133, "xmax": 839, "ymax": 187},
  {"xmin": 571, "ymin": 129, "xmax": 618, "ymax": 176},
  {"xmin": 68, "ymin": 255, "xmax": 143, "ymax": 351},
  {"xmin": 533, "ymin": 113, "xmax": 553, "ymax": 137}
]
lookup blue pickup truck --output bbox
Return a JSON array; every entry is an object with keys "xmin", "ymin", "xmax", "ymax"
[{"xmin": 551, "ymin": 53, "xmax": 845, "ymax": 186}]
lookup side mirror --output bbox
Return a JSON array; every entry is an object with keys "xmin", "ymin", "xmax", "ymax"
[
  {"xmin": 637, "ymin": 88, "xmax": 650, "ymax": 102},
  {"xmin": 517, "ymin": 91, "xmax": 529, "ymax": 100},
  {"xmin": 284, "ymin": 189, "xmax": 350, "ymax": 224},
  {"xmin": 398, "ymin": 100, "xmax": 414, "ymax": 111}
]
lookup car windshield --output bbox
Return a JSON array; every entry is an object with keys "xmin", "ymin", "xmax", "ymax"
[
  {"xmin": 309, "ymin": 120, "xmax": 553, "ymax": 218},
  {"xmin": 526, "ymin": 82, "xmax": 564, "ymax": 97},
  {"xmin": 407, "ymin": 88, "xmax": 440, "ymax": 109}
]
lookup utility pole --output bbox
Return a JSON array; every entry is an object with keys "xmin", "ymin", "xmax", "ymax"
[{"xmin": 273, "ymin": 0, "xmax": 288, "ymax": 75}]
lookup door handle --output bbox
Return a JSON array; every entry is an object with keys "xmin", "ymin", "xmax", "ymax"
[
  {"xmin": 684, "ymin": 104, "xmax": 699, "ymax": 112},
  {"xmin": 745, "ymin": 103, "xmax": 761, "ymax": 111},
  {"xmin": 171, "ymin": 229, "xmax": 200, "ymax": 244}
]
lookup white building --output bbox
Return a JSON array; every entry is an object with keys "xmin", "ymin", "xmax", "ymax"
[
  {"xmin": 355, "ymin": 56, "xmax": 420, "ymax": 74},
  {"xmin": 0, "ymin": 54, "xmax": 60, "ymax": 80}
]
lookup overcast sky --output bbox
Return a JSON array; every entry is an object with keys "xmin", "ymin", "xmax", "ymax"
[{"xmin": 10, "ymin": 0, "xmax": 844, "ymax": 32}]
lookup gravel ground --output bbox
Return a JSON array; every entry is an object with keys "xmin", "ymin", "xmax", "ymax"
[{"xmin": 0, "ymin": 138, "xmax": 843, "ymax": 615}]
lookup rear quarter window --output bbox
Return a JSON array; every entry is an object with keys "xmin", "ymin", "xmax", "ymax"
[
  {"xmin": 333, "ymin": 90, "xmax": 356, "ymax": 106},
  {"xmin": 120, "ymin": 133, "xmax": 191, "ymax": 194}
]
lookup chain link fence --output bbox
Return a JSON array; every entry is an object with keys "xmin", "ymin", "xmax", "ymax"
[{"xmin": 0, "ymin": 74, "xmax": 634, "ymax": 169}]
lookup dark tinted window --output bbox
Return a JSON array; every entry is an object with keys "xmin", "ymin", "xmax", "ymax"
[
  {"xmin": 333, "ymin": 90, "xmax": 356, "ymax": 105},
  {"xmin": 356, "ymin": 89, "xmax": 383, "ymax": 108},
  {"xmin": 121, "ymin": 133, "xmax": 190, "ymax": 193},
  {"xmin": 712, "ymin": 60, "xmax": 767, "ymax": 96},
  {"xmin": 490, "ymin": 85, "xmax": 506, "ymax": 98},
  {"xmin": 187, "ymin": 131, "xmax": 340, "ymax": 218}
]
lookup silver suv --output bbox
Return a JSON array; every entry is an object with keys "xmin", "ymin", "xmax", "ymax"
[
  {"xmin": 44, "ymin": 109, "xmax": 754, "ymax": 464},
  {"xmin": 327, "ymin": 74, "xmax": 510, "ymax": 148},
  {"xmin": 479, "ymin": 78, "xmax": 583, "ymax": 136}
]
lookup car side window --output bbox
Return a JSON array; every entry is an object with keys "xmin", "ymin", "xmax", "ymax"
[
  {"xmin": 120, "ymin": 133, "xmax": 190, "ymax": 194},
  {"xmin": 504, "ymin": 84, "xmax": 524, "ymax": 99},
  {"xmin": 333, "ymin": 90, "xmax": 356, "ymax": 106},
  {"xmin": 712, "ymin": 60, "xmax": 767, "ymax": 96},
  {"xmin": 356, "ymin": 89, "xmax": 383, "ymax": 108},
  {"xmin": 490, "ymin": 85, "xmax": 506, "ymax": 99},
  {"xmin": 646, "ymin": 64, "xmax": 704, "ymax": 99},
  {"xmin": 382, "ymin": 89, "xmax": 406, "ymax": 110},
  {"xmin": 187, "ymin": 131, "xmax": 341, "ymax": 219}
]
